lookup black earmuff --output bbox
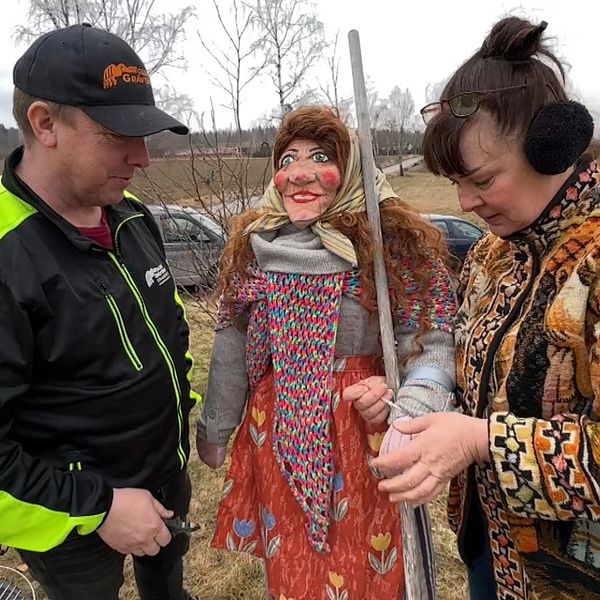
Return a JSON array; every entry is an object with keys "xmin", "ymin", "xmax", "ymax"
[{"xmin": 524, "ymin": 101, "xmax": 594, "ymax": 175}]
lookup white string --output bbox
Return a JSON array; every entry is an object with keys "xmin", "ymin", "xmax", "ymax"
[{"xmin": 0, "ymin": 566, "xmax": 36, "ymax": 600}]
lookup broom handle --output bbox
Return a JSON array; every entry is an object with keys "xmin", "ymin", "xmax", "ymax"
[
  {"xmin": 348, "ymin": 30, "xmax": 430, "ymax": 600},
  {"xmin": 347, "ymin": 30, "xmax": 400, "ymax": 394}
]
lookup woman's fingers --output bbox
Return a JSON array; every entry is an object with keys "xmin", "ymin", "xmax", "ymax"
[{"xmin": 388, "ymin": 475, "xmax": 448, "ymax": 506}]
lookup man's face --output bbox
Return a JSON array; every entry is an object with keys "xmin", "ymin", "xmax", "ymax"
[{"xmin": 54, "ymin": 109, "xmax": 150, "ymax": 207}]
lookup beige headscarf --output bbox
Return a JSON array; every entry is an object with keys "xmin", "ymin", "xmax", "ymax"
[{"xmin": 244, "ymin": 129, "xmax": 397, "ymax": 266}]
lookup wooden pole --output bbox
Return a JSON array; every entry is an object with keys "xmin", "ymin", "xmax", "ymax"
[
  {"xmin": 348, "ymin": 29, "xmax": 431, "ymax": 600},
  {"xmin": 347, "ymin": 30, "xmax": 400, "ymax": 395}
]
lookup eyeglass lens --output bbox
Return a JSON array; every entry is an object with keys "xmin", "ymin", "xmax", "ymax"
[{"xmin": 449, "ymin": 93, "xmax": 479, "ymax": 117}]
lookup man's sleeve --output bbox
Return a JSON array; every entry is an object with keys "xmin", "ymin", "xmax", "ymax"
[
  {"xmin": 173, "ymin": 288, "xmax": 202, "ymax": 404},
  {"xmin": 0, "ymin": 280, "xmax": 113, "ymax": 552}
]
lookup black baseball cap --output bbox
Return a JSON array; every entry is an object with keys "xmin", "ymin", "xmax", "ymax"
[{"xmin": 13, "ymin": 23, "xmax": 189, "ymax": 137}]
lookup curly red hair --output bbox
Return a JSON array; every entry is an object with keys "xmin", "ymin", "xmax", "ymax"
[
  {"xmin": 216, "ymin": 106, "xmax": 450, "ymax": 343},
  {"xmin": 217, "ymin": 199, "xmax": 448, "ymax": 317}
]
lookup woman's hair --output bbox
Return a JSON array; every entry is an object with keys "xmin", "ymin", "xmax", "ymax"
[
  {"xmin": 216, "ymin": 104, "xmax": 449, "ymax": 340},
  {"xmin": 422, "ymin": 17, "xmax": 571, "ymax": 176},
  {"xmin": 272, "ymin": 105, "xmax": 351, "ymax": 179}
]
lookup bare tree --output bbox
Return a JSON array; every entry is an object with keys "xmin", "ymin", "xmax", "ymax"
[
  {"xmin": 199, "ymin": 0, "xmax": 266, "ymax": 139},
  {"xmin": 316, "ymin": 31, "xmax": 354, "ymax": 124},
  {"xmin": 425, "ymin": 78, "xmax": 448, "ymax": 103},
  {"xmin": 250, "ymin": 0, "xmax": 326, "ymax": 117},
  {"xmin": 16, "ymin": 0, "xmax": 194, "ymax": 76},
  {"xmin": 366, "ymin": 78, "xmax": 383, "ymax": 158},
  {"xmin": 153, "ymin": 85, "xmax": 196, "ymax": 123},
  {"xmin": 318, "ymin": 31, "xmax": 341, "ymax": 109},
  {"xmin": 388, "ymin": 86, "xmax": 415, "ymax": 175}
]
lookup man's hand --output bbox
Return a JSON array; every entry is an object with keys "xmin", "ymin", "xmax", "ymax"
[
  {"xmin": 97, "ymin": 488, "xmax": 173, "ymax": 556},
  {"xmin": 342, "ymin": 376, "xmax": 392, "ymax": 425},
  {"xmin": 372, "ymin": 412, "xmax": 489, "ymax": 506},
  {"xmin": 196, "ymin": 434, "xmax": 227, "ymax": 469}
]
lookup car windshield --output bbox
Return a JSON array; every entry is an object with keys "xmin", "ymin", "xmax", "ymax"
[
  {"xmin": 452, "ymin": 220, "xmax": 483, "ymax": 239},
  {"xmin": 180, "ymin": 208, "xmax": 224, "ymax": 239}
]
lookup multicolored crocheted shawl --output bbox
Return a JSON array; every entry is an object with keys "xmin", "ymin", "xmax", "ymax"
[{"xmin": 216, "ymin": 259, "xmax": 454, "ymax": 552}]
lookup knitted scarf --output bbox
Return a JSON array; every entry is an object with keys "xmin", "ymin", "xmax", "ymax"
[
  {"xmin": 218, "ymin": 266, "xmax": 361, "ymax": 552},
  {"xmin": 217, "ymin": 251, "xmax": 455, "ymax": 552}
]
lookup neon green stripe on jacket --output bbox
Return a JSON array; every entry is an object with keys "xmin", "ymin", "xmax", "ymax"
[
  {"xmin": 0, "ymin": 185, "xmax": 37, "ymax": 240},
  {"xmin": 0, "ymin": 489, "xmax": 105, "ymax": 552},
  {"xmin": 174, "ymin": 287, "xmax": 203, "ymax": 406}
]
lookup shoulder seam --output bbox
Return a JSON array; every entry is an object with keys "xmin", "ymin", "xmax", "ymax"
[{"xmin": 0, "ymin": 188, "xmax": 38, "ymax": 241}]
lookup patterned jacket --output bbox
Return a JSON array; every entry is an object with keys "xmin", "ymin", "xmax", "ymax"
[{"xmin": 450, "ymin": 158, "xmax": 600, "ymax": 599}]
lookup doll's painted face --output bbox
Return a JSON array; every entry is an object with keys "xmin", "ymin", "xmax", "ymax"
[{"xmin": 274, "ymin": 138, "xmax": 342, "ymax": 228}]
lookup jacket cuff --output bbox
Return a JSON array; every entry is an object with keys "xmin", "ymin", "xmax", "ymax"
[{"xmin": 392, "ymin": 380, "xmax": 454, "ymax": 418}]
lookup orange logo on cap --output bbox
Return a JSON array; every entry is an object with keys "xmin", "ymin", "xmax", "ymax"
[{"xmin": 103, "ymin": 63, "xmax": 150, "ymax": 89}]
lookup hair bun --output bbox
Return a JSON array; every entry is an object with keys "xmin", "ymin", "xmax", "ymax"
[{"xmin": 480, "ymin": 17, "xmax": 547, "ymax": 61}]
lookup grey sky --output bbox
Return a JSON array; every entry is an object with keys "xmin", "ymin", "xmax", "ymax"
[{"xmin": 1, "ymin": 0, "xmax": 598, "ymax": 131}]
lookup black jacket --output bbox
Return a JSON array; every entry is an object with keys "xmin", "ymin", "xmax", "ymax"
[{"xmin": 0, "ymin": 147, "xmax": 197, "ymax": 551}]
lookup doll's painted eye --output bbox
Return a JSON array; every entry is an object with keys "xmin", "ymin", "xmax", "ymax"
[
  {"xmin": 280, "ymin": 154, "xmax": 295, "ymax": 167},
  {"xmin": 312, "ymin": 152, "xmax": 330, "ymax": 163}
]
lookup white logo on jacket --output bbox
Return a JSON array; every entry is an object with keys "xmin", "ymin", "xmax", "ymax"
[{"xmin": 145, "ymin": 264, "xmax": 171, "ymax": 287}]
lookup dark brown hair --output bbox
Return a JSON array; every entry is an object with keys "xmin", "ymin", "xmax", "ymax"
[
  {"xmin": 423, "ymin": 17, "xmax": 569, "ymax": 176},
  {"xmin": 273, "ymin": 105, "xmax": 351, "ymax": 179}
]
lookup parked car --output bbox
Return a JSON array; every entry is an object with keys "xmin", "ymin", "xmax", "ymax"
[
  {"xmin": 424, "ymin": 213, "xmax": 486, "ymax": 267},
  {"xmin": 147, "ymin": 204, "xmax": 226, "ymax": 288}
]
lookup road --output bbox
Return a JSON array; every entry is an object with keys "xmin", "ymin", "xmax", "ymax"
[{"xmin": 382, "ymin": 155, "xmax": 423, "ymax": 175}]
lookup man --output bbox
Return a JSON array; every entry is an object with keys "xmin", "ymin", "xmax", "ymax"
[{"xmin": 0, "ymin": 23, "xmax": 200, "ymax": 600}]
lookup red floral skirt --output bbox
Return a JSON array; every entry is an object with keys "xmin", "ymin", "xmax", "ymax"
[{"xmin": 212, "ymin": 355, "xmax": 404, "ymax": 599}]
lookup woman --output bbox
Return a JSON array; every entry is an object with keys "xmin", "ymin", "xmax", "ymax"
[
  {"xmin": 348, "ymin": 16, "xmax": 599, "ymax": 600},
  {"xmin": 196, "ymin": 106, "xmax": 456, "ymax": 599}
]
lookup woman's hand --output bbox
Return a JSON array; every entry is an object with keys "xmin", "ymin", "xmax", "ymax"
[
  {"xmin": 343, "ymin": 376, "xmax": 392, "ymax": 425},
  {"xmin": 372, "ymin": 413, "xmax": 489, "ymax": 505}
]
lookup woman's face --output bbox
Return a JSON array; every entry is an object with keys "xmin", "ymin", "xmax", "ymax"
[
  {"xmin": 274, "ymin": 138, "xmax": 342, "ymax": 228},
  {"xmin": 450, "ymin": 113, "xmax": 568, "ymax": 237}
]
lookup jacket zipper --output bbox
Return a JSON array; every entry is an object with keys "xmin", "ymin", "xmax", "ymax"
[
  {"xmin": 101, "ymin": 285, "xmax": 144, "ymax": 372},
  {"xmin": 457, "ymin": 238, "xmax": 540, "ymax": 554},
  {"xmin": 109, "ymin": 214, "xmax": 186, "ymax": 468}
]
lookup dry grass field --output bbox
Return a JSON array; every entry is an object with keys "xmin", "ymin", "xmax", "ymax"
[
  {"xmin": 1, "ymin": 165, "xmax": 473, "ymax": 599},
  {"xmin": 130, "ymin": 157, "xmax": 272, "ymax": 205}
]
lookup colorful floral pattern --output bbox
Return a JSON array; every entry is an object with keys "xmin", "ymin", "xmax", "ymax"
[
  {"xmin": 212, "ymin": 356, "xmax": 404, "ymax": 599},
  {"xmin": 326, "ymin": 571, "xmax": 349, "ymax": 600}
]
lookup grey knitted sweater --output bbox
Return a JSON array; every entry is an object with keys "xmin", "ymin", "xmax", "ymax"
[{"xmin": 198, "ymin": 225, "xmax": 456, "ymax": 445}]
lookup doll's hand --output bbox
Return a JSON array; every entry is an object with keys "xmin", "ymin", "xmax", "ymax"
[
  {"xmin": 196, "ymin": 433, "xmax": 227, "ymax": 469},
  {"xmin": 343, "ymin": 375, "xmax": 392, "ymax": 425}
]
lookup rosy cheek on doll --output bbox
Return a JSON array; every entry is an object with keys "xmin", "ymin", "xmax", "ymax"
[
  {"xmin": 321, "ymin": 167, "xmax": 341, "ymax": 190},
  {"xmin": 274, "ymin": 171, "xmax": 287, "ymax": 191}
]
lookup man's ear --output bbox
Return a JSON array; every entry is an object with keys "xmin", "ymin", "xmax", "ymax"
[{"xmin": 27, "ymin": 101, "xmax": 59, "ymax": 148}]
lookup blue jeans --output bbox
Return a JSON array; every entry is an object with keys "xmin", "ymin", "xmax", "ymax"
[
  {"xmin": 465, "ymin": 501, "xmax": 497, "ymax": 600},
  {"xmin": 467, "ymin": 535, "xmax": 497, "ymax": 600},
  {"xmin": 19, "ymin": 469, "xmax": 192, "ymax": 600}
]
